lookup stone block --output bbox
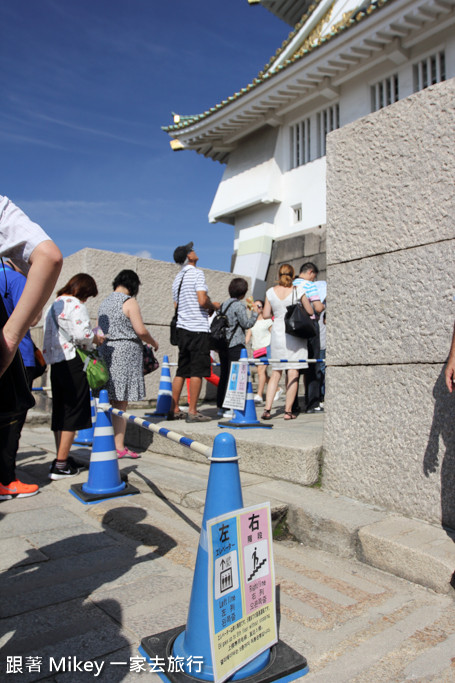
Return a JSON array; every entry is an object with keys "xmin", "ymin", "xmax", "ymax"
[
  {"xmin": 358, "ymin": 516, "xmax": 455, "ymax": 594},
  {"xmin": 326, "ymin": 240, "xmax": 455, "ymax": 365},
  {"xmin": 326, "ymin": 78, "xmax": 455, "ymax": 265},
  {"xmin": 303, "ymin": 233, "xmax": 323, "ymax": 258},
  {"xmin": 125, "ymin": 419, "xmax": 321, "ymax": 486},
  {"xmin": 271, "ymin": 235, "xmax": 306, "ymax": 264},
  {"xmin": 262, "ymin": 483, "xmax": 385, "ymax": 557},
  {"xmin": 323, "ymin": 364, "xmax": 455, "ymax": 528}
]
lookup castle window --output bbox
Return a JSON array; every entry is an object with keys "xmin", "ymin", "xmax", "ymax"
[
  {"xmin": 371, "ymin": 74, "xmax": 399, "ymax": 111},
  {"xmin": 413, "ymin": 51, "xmax": 445, "ymax": 92},
  {"xmin": 290, "ymin": 117, "xmax": 311, "ymax": 168},
  {"xmin": 316, "ymin": 103, "xmax": 339, "ymax": 158}
]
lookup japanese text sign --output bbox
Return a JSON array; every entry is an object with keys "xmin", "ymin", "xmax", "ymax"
[{"xmin": 207, "ymin": 502, "xmax": 277, "ymax": 683}]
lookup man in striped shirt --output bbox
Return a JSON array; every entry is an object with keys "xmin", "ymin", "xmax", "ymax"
[
  {"xmin": 169, "ymin": 242, "xmax": 219, "ymax": 422},
  {"xmin": 293, "ymin": 262, "xmax": 325, "ymax": 414}
]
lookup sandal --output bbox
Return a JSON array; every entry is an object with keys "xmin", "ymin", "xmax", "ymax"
[
  {"xmin": 261, "ymin": 409, "xmax": 272, "ymax": 420},
  {"xmin": 166, "ymin": 411, "xmax": 187, "ymax": 421},
  {"xmin": 284, "ymin": 411, "xmax": 297, "ymax": 420},
  {"xmin": 116, "ymin": 448, "xmax": 141, "ymax": 459}
]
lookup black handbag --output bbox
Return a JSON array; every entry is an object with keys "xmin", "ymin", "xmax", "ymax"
[
  {"xmin": 0, "ymin": 296, "xmax": 35, "ymax": 420},
  {"xmin": 170, "ymin": 271, "xmax": 187, "ymax": 346},
  {"xmin": 143, "ymin": 344, "xmax": 159, "ymax": 375},
  {"xmin": 170, "ymin": 313, "xmax": 178, "ymax": 346},
  {"xmin": 284, "ymin": 287, "xmax": 316, "ymax": 339}
]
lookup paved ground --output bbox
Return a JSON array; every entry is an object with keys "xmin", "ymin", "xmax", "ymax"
[{"xmin": 2, "ymin": 416, "xmax": 455, "ymax": 682}]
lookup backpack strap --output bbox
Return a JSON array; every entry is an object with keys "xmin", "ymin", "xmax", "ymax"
[{"xmin": 174, "ymin": 270, "xmax": 187, "ymax": 317}]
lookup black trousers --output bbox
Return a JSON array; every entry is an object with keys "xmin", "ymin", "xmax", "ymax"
[
  {"xmin": 292, "ymin": 329, "xmax": 323, "ymax": 412},
  {"xmin": 0, "ymin": 366, "xmax": 35, "ymax": 485},
  {"xmin": 217, "ymin": 344, "xmax": 244, "ymax": 409}
]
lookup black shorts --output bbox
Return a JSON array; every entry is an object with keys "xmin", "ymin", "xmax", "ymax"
[
  {"xmin": 50, "ymin": 356, "xmax": 92, "ymax": 432},
  {"xmin": 176, "ymin": 329, "xmax": 211, "ymax": 379}
]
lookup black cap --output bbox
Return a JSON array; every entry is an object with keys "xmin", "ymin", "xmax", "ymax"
[{"xmin": 173, "ymin": 241, "xmax": 194, "ymax": 264}]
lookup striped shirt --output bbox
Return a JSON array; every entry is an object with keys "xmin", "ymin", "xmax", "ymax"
[
  {"xmin": 172, "ymin": 264, "xmax": 209, "ymax": 332},
  {"xmin": 293, "ymin": 277, "xmax": 321, "ymax": 319}
]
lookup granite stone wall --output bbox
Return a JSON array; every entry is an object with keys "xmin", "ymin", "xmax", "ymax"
[
  {"xmin": 266, "ymin": 230, "xmax": 326, "ymax": 287},
  {"xmin": 324, "ymin": 77, "xmax": 455, "ymax": 528},
  {"xmin": 33, "ymin": 248, "xmax": 239, "ymax": 402}
]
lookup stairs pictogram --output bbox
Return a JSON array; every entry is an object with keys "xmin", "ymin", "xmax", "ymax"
[{"xmin": 248, "ymin": 557, "xmax": 267, "ymax": 581}]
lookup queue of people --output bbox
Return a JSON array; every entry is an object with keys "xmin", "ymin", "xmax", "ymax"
[{"xmin": 0, "ymin": 197, "xmax": 328, "ymax": 500}]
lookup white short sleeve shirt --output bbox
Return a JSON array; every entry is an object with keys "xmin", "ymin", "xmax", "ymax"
[{"xmin": 0, "ymin": 195, "xmax": 51, "ymax": 272}]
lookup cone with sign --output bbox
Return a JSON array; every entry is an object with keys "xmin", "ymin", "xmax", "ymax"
[
  {"xmin": 146, "ymin": 355, "xmax": 172, "ymax": 416},
  {"xmin": 139, "ymin": 432, "xmax": 308, "ymax": 682},
  {"xmin": 74, "ymin": 391, "xmax": 96, "ymax": 445},
  {"xmin": 218, "ymin": 348, "xmax": 273, "ymax": 429},
  {"xmin": 70, "ymin": 389, "xmax": 139, "ymax": 504}
]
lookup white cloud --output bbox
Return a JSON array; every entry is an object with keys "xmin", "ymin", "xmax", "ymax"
[{"xmin": 135, "ymin": 250, "xmax": 153, "ymax": 259}]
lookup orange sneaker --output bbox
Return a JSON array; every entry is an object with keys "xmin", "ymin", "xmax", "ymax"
[{"xmin": 0, "ymin": 480, "xmax": 39, "ymax": 500}]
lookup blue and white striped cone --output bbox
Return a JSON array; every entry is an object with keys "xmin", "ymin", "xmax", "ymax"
[
  {"xmin": 140, "ymin": 432, "xmax": 268, "ymax": 679},
  {"xmin": 73, "ymin": 391, "xmax": 96, "ymax": 445},
  {"xmin": 70, "ymin": 390, "xmax": 139, "ymax": 504},
  {"xmin": 219, "ymin": 349, "xmax": 273, "ymax": 429},
  {"xmin": 139, "ymin": 433, "xmax": 308, "ymax": 681},
  {"xmin": 146, "ymin": 354, "xmax": 172, "ymax": 416}
]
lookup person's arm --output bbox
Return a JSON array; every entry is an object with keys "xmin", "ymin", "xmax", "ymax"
[
  {"xmin": 197, "ymin": 290, "xmax": 220, "ymax": 313},
  {"xmin": 445, "ymin": 322, "xmax": 455, "ymax": 392},
  {"xmin": 234, "ymin": 301, "xmax": 258, "ymax": 330},
  {"xmin": 245, "ymin": 328, "xmax": 252, "ymax": 345},
  {"xmin": 262, "ymin": 296, "xmax": 272, "ymax": 320},
  {"xmin": 0, "ymin": 240, "xmax": 62, "ymax": 377},
  {"xmin": 124, "ymin": 297, "xmax": 159, "ymax": 350},
  {"xmin": 300, "ymin": 293, "xmax": 314, "ymax": 315},
  {"xmin": 312, "ymin": 299, "xmax": 325, "ymax": 315}
]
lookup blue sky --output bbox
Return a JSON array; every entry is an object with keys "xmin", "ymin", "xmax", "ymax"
[{"xmin": 1, "ymin": 0, "xmax": 287, "ymax": 272}]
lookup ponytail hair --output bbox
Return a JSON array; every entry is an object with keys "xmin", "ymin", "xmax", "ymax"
[{"xmin": 277, "ymin": 264, "xmax": 295, "ymax": 288}]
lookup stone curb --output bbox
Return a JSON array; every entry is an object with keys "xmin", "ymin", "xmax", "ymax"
[{"xmin": 25, "ymin": 409, "xmax": 455, "ymax": 595}]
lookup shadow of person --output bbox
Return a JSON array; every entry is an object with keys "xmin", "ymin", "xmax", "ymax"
[
  {"xmin": 423, "ymin": 365, "xmax": 455, "ymax": 535},
  {"xmin": 0, "ymin": 506, "xmax": 177, "ymax": 680}
]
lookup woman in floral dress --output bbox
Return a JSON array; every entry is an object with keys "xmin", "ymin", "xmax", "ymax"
[{"xmin": 43, "ymin": 273, "xmax": 102, "ymax": 479}]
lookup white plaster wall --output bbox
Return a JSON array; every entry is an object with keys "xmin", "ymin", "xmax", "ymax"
[{"xmin": 279, "ymin": 158, "xmax": 326, "ymax": 234}]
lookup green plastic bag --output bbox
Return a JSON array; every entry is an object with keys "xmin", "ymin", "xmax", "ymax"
[{"xmin": 76, "ymin": 348, "xmax": 109, "ymax": 390}]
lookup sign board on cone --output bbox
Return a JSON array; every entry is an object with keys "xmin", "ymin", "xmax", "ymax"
[
  {"xmin": 222, "ymin": 361, "xmax": 248, "ymax": 411},
  {"xmin": 207, "ymin": 502, "xmax": 277, "ymax": 683}
]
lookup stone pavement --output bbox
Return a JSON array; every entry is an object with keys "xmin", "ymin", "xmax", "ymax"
[{"xmin": 2, "ymin": 411, "xmax": 455, "ymax": 682}]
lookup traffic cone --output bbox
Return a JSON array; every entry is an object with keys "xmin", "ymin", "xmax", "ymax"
[
  {"xmin": 70, "ymin": 389, "xmax": 139, "ymax": 504},
  {"xmin": 140, "ymin": 433, "xmax": 268, "ymax": 679},
  {"xmin": 218, "ymin": 349, "xmax": 273, "ymax": 429},
  {"xmin": 139, "ymin": 432, "xmax": 308, "ymax": 682},
  {"xmin": 73, "ymin": 391, "xmax": 96, "ymax": 445},
  {"xmin": 146, "ymin": 355, "xmax": 172, "ymax": 416}
]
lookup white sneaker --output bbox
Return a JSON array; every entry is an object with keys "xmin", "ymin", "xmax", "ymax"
[
  {"xmin": 273, "ymin": 388, "xmax": 283, "ymax": 403},
  {"xmin": 223, "ymin": 409, "xmax": 235, "ymax": 419},
  {"xmin": 254, "ymin": 394, "xmax": 263, "ymax": 403}
]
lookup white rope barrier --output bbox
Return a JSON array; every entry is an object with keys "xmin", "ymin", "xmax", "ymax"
[{"xmin": 163, "ymin": 358, "xmax": 323, "ymax": 367}]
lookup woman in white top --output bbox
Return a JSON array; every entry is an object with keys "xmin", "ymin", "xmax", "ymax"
[
  {"xmin": 261, "ymin": 264, "xmax": 313, "ymax": 420},
  {"xmin": 43, "ymin": 273, "xmax": 103, "ymax": 479},
  {"xmin": 245, "ymin": 299, "xmax": 272, "ymax": 403}
]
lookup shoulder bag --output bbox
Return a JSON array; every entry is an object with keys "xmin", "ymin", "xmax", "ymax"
[
  {"xmin": 284, "ymin": 287, "xmax": 316, "ymax": 339},
  {"xmin": 51, "ymin": 306, "xmax": 109, "ymax": 391}
]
